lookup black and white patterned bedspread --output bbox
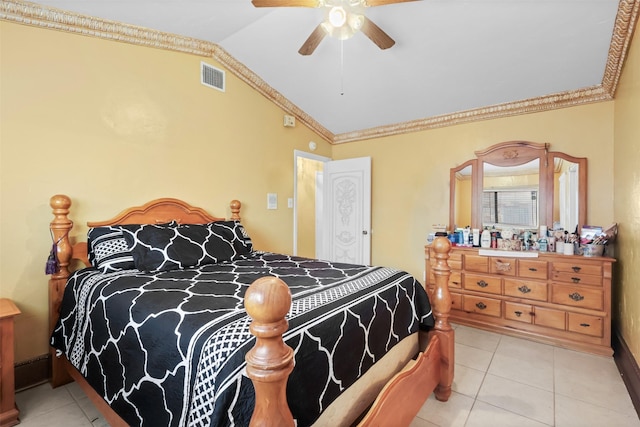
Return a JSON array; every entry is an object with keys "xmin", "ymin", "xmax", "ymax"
[{"xmin": 51, "ymin": 252, "xmax": 433, "ymax": 427}]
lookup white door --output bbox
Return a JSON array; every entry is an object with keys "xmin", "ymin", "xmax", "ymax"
[{"xmin": 320, "ymin": 157, "xmax": 371, "ymax": 264}]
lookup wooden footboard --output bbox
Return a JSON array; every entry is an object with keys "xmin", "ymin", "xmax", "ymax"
[{"xmin": 245, "ymin": 237, "xmax": 453, "ymax": 426}]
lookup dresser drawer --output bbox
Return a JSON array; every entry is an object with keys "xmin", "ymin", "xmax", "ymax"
[
  {"xmin": 552, "ymin": 261, "xmax": 602, "ymax": 276},
  {"xmin": 428, "ymin": 250, "xmax": 462, "ymax": 271},
  {"xmin": 463, "ymin": 295, "xmax": 502, "ymax": 317},
  {"xmin": 429, "ymin": 270, "xmax": 462, "ymax": 288},
  {"xmin": 551, "ymin": 271, "xmax": 602, "ymax": 286},
  {"xmin": 463, "ymin": 273, "xmax": 502, "ymax": 295},
  {"xmin": 534, "ymin": 306, "xmax": 566, "ymax": 330},
  {"xmin": 464, "ymin": 254, "xmax": 489, "ymax": 272},
  {"xmin": 504, "ymin": 279, "xmax": 548, "ymax": 301},
  {"xmin": 568, "ymin": 313, "xmax": 604, "ymax": 337},
  {"xmin": 448, "ymin": 252, "xmax": 463, "ymax": 270},
  {"xmin": 504, "ymin": 301, "xmax": 533, "ymax": 323},
  {"xmin": 518, "ymin": 259, "xmax": 548, "ymax": 280},
  {"xmin": 551, "ymin": 284, "xmax": 604, "ymax": 310},
  {"xmin": 451, "ymin": 292, "xmax": 463, "ymax": 310},
  {"xmin": 489, "ymin": 257, "xmax": 516, "ymax": 276}
]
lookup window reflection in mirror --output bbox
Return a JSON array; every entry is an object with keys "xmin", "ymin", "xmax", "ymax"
[
  {"xmin": 482, "ymin": 159, "xmax": 540, "ymax": 229},
  {"xmin": 454, "ymin": 165, "xmax": 473, "ymax": 228},
  {"xmin": 553, "ymin": 158, "xmax": 580, "ymax": 232}
]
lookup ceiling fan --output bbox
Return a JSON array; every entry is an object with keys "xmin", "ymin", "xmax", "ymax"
[{"xmin": 252, "ymin": 0, "xmax": 419, "ymax": 55}]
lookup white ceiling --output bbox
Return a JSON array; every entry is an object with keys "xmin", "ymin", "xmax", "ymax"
[{"xmin": 13, "ymin": 1, "xmax": 628, "ymax": 140}]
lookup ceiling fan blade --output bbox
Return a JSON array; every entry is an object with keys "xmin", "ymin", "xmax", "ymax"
[
  {"xmin": 298, "ymin": 24, "xmax": 327, "ymax": 55},
  {"xmin": 364, "ymin": 0, "xmax": 420, "ymax": 6},
  {"xmin": 361, "ymin": 17, "xmax": 395, "ymax": 50},
  {"xmin": 252, "ymin": 0, "xmax": 319, "ymax": 7}
]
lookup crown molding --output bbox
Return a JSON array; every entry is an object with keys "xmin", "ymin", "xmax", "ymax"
[{"xmin": 2, "ymin": 0, "xmax": 638, "ymax": 145}]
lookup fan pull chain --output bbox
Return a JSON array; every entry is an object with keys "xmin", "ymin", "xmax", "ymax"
[{"xmin": 340, "ymin": 39, "xmax": 344, "ymax": 96}]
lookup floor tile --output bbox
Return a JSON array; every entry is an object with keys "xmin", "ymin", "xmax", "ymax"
[
  {"xmin": 488, "ymin": 351, "xmax": 554, "ymax": 391},
  {"xmin": 415, "ymin": 391, "xmax": 474, "ymax": 427},
  {"xmin": 15, "ymin": 382, "xmax": 75, "ymax": 421},
  {"xmin": 554, "ymin": 346, "xmax": 636, "ymax": 414},
  {"xmin": 16, "ymin": 401, "xmax": 92, "ymax": 427},
  {"xmin": 555, "ymin": 393, "xmax": 640, "ymax": 427},
  {"xmin": 453, "ymin": 325, "xmax": 502, "ymax": 352},
  {"xmin": 494, "ymin": 335, "xmax": 555, "ymax": 361},
  {"xmin": 455, "ymin": 343, "xmax": 494, "ymax": 372},
  {"xmin": 465, "ymin": 400, "xmax": 551, "ymax": 427},
  {"xmin": 476, "ymin": 373, "xmax": 554, "ymax": 425},
  {"xmin": 452, "ymin": 364, "xmax": 486, "ymax": 398}
]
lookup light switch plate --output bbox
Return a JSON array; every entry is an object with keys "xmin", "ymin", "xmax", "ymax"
[{"xmin": 267, "ymin": 193, "xmax": 278, "ymax": 210}]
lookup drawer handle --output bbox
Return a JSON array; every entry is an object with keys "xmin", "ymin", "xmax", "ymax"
[
  {"xmin": 452, "ymin": 281, "xmax": 460, "ymax": 285},
  {"xmin": 476, "ymin": 302, "xmax": 487, "ymax": 310},
  {"xmin": 528, "ymin": 267, "xmax": 538, "ymax": 272},
  {"xmin": 572, "ymin": 266, "xmax": 582, "ymax": 272},
  {"xmin": 496, "ymin": 261, "xmax": 512, "ymax": 272},
  {"xmin": 514, "ymin": 310, "xmax": 522, "ymax": 317},
  {"xmin": 477, "ymin": 280, "xmax": 488, "ymax": 288},
  {"xmin": 569, "ymin": 292, "xmax": 585, "ymax": 302},
  {"xmin": 518, "ymin": 285, "xmax": 532, "ymax": 294},
  {"xmin": 571, "ymin": 277, "xmax": 581, "ymax": 283},
  {"xmin": 580, "ymin": 323, "xmax": 591, "ymax": 328}
]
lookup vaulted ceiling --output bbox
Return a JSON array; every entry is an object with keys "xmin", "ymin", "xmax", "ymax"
[{"xmin": 2, "ymin": 0, "xmax": 638, "ymax": 143}]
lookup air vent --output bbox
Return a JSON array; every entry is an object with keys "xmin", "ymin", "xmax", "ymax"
[{"xmin": 201, "ymin": 62, "xmax": 225, "ymax": 92}]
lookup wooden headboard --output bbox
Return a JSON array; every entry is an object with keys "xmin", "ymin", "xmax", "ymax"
[{"xmin": 47, "ymin": 194, "xmax": 241, "ymax": 385}]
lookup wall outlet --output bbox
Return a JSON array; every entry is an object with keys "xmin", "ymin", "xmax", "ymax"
[{"xmin": 287, "ymin": 198, "xmax": 293, "ymax": 208}]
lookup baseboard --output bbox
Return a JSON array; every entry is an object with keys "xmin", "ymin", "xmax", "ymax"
[
  {"xmin": 612, "ymin": 328, "xmax": 640, "ymax": 417},
  {"xmin": 14, "ymin": 353, "xmax": 50, "ymax": 392}
]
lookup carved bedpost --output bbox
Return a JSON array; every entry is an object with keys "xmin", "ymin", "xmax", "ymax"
[
  {"xmin": 49, "ymin": 194, "xmax": 74, "ymax": 387},
  {"xmin": 230, "ymin": 200, "xmax": 241, "ymax": 221},
  {"xmin": 245, "ymin": 276, "xmax": 295, "ymax": 427},
  {"xmin": 429, "ymin": 236, "xmax": 454, "ymax": 402}
]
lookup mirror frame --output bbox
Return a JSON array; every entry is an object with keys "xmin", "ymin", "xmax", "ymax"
[{"xmin": 449, "ymin": 141, "xmax": 587, "ymax": 232}]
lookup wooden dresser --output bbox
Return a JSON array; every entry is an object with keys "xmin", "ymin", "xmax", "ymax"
[{"xmin": 425, "ymin": 246, "xmax": 615, "ymax": 356}]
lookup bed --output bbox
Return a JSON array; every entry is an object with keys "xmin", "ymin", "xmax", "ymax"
[{"xmin": 47, "ymin": 194, "xmax": 454, "ymax": 427}]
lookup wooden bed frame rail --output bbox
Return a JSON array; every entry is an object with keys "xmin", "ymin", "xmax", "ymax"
[{"xmin": 47, "ymin": 194, "xmax": 453, "ymax": 426}]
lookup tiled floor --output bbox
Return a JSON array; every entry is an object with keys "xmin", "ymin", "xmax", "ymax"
[{"xmin": 15, "ymin": 325, "xmax": 640, "ymax": 426}]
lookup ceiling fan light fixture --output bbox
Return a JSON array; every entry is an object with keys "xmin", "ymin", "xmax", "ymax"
[
  {"xmin": 328, "ymin": 6, "xmax": 347, "ymax": 27},
  {"xmin": 322, "ymin": 0, "xmax": 365, "ymax": 40}
]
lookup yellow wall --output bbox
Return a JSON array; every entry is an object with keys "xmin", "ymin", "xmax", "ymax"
[
  {"xmin": 333, "ymin": 102, "xmax": 615, "ymax": 284},
  {"xmin": 0, "ymin": 21, "xmax": 331, "ymax": 362},
  {"xmin": 613, "ymin": 22, "xmax": 640, "ymax": 361}
]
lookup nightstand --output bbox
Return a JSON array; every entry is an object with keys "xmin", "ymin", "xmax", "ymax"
[{"xmin": 0, "ymin": 298, "xmax": 20, "ymax": 427}]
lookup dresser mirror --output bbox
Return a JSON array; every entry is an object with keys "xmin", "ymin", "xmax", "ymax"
[
  {"xmin": 449, "ymin": 141, "xmax": 587, "ymax": 233},
  {"xmin": 547, "ymin": 152, "xmax": 587, "ymax": 233},
  {"xmin": 449, "ymin": 160, "xmax": 476, "ymax": 231}
]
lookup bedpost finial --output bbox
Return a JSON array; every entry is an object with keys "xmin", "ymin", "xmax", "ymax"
[
  {"xmin": 50, "ymin": 194, "xmax": 71, "ymax": 211},
  {"xmin": 245, "ymin": 276, "xmax": 291, "ymax": 323},
  {"xmin": 432, "ymin": 235, "xmax": 451, "ymax": 255},
  {"xmin": 230, "ymin": 199, "xmax": 241, "ymax": 221}
]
